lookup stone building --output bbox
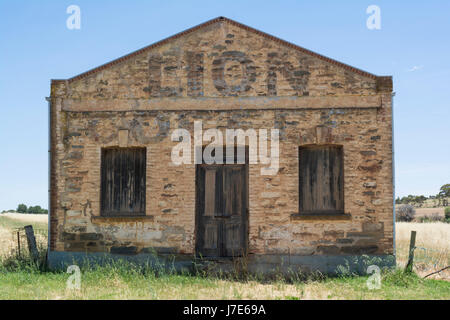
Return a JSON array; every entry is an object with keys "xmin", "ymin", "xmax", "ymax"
[{"xmin": 48, "ymin": 17, "xmax": 395, "ymax": 273}]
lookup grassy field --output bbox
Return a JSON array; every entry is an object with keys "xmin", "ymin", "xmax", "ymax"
[
  {"xmin": 0, "ymin": 213, "xmax": 47, "ymax": 257},
  {"xmin": 414, "ymin": 197, "xmax": 450, "ymax": 208},
  {"xmin": 0, "ymin": 213, "xmax": 448, "ymax": 300},
  {"xmin": 396, "ymin": 222, "xmax": 449, "ymax": 279},
  {"xmin": 1, "ymin": 265, "xmax": 448, "ymax": 300},
  {"xmin": 415, "ymin": 207, "xmax": 445, "ymax": 218}
]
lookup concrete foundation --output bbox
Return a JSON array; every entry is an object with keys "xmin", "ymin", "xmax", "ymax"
[{"xmin": 48, "ymin": 250, "xmax": 395, "ymax": 276}]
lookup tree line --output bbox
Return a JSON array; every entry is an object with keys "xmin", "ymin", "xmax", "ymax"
[
  {"xmin": 1, "ymin": 204, "xmax": 48, "ymax": 214},
  {"xmin": 395, "ymin": 184, "xmax": 450, "ymax": 206}
]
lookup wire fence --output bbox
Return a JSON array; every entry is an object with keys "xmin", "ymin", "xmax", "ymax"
[
  {"xmin": 414, "ymin": 246, "xmax": 449, "ymax": 270},
  {"xmin": 11, "ymin": 226, "xmax": 47, "ymax": 258},
  {"xmin": 406, "ymin": 244, "xmax": 450, "ymax": 280}
]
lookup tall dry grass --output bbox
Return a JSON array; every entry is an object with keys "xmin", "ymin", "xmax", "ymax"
[
  {"xmin": 396, "ymin": 222, "xmax": 449, "ymax": 279},
  {"xmin": 415, "ymin": 207, "xmax": 445, "ymax": 218},
  {"xmin": 0, "ymin": 215, "xmax": 48, "ymax": 257},
  {"xmin": 0, "ymin": 226, "xmax": 14, "ymax": 256},
  {"xmin": 2, "ymin": 213, "xmax": 48, "ymax": 223}
]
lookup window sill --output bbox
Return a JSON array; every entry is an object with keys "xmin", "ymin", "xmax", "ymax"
[
  {"xmin": 290, "ymin": 212, "xmax": 351, "ymax": 221},
  {"xmin": 91, "ymin": 215, "xmax": 154, "ymax": 223}
]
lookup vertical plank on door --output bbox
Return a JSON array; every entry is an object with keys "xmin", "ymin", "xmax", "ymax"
[
  {"xmin": 204, "ymin": 169, "xmax": 216, "ymax": 216},
  {"xmin": 222, "ymin": 165, "xmax": 247, "ymax": 257}
]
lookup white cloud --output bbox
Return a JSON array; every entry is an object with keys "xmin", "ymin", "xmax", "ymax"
[{"xmin": 406, "ymin": 65, "xmax": 423, "ymax": 72}]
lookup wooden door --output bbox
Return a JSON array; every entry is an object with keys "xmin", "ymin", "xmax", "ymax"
[{"xmin": 195, "ymin": 164, "xmax": 248, "ymax": 258}]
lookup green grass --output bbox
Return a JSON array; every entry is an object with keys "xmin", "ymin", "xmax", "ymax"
[
  {"xmin": 321, "ymin": 269, "xmax": 449, "ymax": 300},
  {"xmin": 0, "ymin": 215, "xmax": 448, "ymax": 300},
  {"xmin": 0, "ymin": 255, "xmax": 448, "ymax": 300}
]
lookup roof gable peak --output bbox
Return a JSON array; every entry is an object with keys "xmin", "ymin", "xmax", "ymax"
[{"xmin": 53, "ymin": 16, "xmax": 390, "ymax": 85}]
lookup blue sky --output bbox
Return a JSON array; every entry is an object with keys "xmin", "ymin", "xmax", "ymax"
[{"xmin": 0, "ymin": 0, "xmax": 449, "ymax": 210}]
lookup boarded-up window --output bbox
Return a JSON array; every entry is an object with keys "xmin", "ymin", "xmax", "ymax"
[
  {"xmin": 101, "ymin": 148, "xmax": 146, "ymax": 216},
  {"xmin": 299, "ymin": 145, "xmax": 344, "ymax": 214}
]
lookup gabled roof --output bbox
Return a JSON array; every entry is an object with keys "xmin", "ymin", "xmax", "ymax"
[{"xmin": 53, "ymin": 16, "xmax": 390, "ymax": 84}]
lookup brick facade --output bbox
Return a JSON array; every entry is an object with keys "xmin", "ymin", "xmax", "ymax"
[{"xmin": 49, "ymin": 17, "xmax": 394, "ymax": 263}]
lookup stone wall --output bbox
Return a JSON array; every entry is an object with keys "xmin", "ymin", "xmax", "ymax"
[{"xmin": 49, "ymin": 17, "xmax": 393, "ymax": 257}]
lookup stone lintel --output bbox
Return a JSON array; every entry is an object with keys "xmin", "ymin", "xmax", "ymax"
[{"xmin": 61, "ymin": 95, "xmax": 383, "ymax": 112}]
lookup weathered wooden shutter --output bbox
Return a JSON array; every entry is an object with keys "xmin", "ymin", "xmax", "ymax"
[
  {"xmin": 299, "ymin": 145, "xmax": 344, "ymax": 214},
  {"xmin": 101, "ymin": 148, "xmax": 146, "ymax": 216}
]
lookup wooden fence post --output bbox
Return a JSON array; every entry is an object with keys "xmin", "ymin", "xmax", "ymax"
[
  {"xmin": 17, "ymin": 230, "xmax": 21, "ymax": 257},
  {"xmin": 24, "ymin": 225, "xmax": 39, "ymax": 264},
  {"xmin": 405, "ymin": 230, "xmax": 417, "ymax": 273}
]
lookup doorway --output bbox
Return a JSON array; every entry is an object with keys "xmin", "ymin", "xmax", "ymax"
[{"xmin": 195, "ymin": 147, "xmax": 248, "ymax": 258}]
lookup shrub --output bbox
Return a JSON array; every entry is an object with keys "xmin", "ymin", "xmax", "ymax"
[
  {"xmin": 417, "ymin": 213, "xmax": 443, "ymax": 223},
  {"xmin": 382, "ymin": 268, "xmax": 422, "ymax": 288},
  {"xmin": 396, "ymin": 204, "xmax": 416, "ymax": 222},
  {"xmin": 445, "ymin": 207, "xmax": 450, "ymax": 220},
  {"xmin": 430, "ymin": 212, "xmax": 443, "ymax": 222},
  {"xmin": 0, "ymin": 241, "xmax": 48, "ymax": 273}
]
